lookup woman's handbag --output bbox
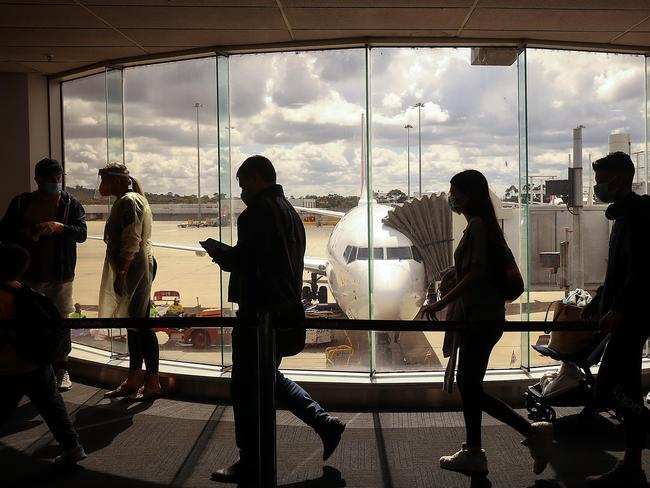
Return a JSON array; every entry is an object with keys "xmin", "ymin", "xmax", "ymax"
[{"xmin": 497, "ymin": 243, "xmax": 524, "ymax": 302}]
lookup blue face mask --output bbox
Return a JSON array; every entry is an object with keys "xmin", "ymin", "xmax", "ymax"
[
  {"xmin": 594, "ymin": 181, "xmax": 616, "ymax": 203},
  {"xmin": 448, "ymin": 196, "xmax": 462, "ymax": 214},
  {"xmin": 41, "ymin": 182, "xmax": 62, "ymax": 195}
]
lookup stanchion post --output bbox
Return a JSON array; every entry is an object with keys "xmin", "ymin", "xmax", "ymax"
[{"xmin": 257, "ymin": 312, "xmax": 277, "ymax": 488}]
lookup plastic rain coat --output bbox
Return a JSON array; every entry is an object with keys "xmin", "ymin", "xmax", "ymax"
[{"xmin": 98, "ymin": 192, "xmax": 153, "ymax": 319}]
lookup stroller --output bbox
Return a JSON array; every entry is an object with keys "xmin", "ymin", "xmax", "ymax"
[{"xmin": 525, "ymin": 307, "xmax": 609, "ymax": 422}]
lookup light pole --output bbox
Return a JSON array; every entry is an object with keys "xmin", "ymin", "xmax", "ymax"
[
  {"xmin": 404, "ymin": 124, "xmax": 413, "ymax": 197},
  {"xmin": 193, "ymin": 102, "xmax": 203, "ymax": 221},
  {"xmin": 414, "ymin": 102, "xmax": 424, "ymax": 197}
]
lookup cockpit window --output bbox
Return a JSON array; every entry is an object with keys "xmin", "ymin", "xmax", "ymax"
[
  {"xmin": 343, "ymin": 245, "xmax": 358, "ymax": 264},
  {"xmin": 349, "ymin": 246, "xmax": 418, "ymax": 262},
  {"xmin": 386, "ymin": 247, "xmax": 413, "ymax": 260},
  {"xmin": 411, "ymin": 246, "xmax": 422, "ymax": 263}
]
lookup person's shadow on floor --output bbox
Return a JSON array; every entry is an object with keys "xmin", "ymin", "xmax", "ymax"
[
  {"xmin": 535, "ymin": 412, "xmax": 627, "ymax": 488},
  {"xmin": 33, "ymin": 397, "xmax": 156, "ymax": 459}
]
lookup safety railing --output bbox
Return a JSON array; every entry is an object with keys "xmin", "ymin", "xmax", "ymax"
[{"xmin": 4, "ymin": 315, "xmax": 600, "ymax": 486}]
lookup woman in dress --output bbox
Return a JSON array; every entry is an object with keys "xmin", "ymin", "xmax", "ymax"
[{"xmin": 98, "ymin": 163, "xmax": 160, "ymax": 401}]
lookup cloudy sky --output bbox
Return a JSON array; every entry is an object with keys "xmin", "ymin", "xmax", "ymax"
[{"xmin": 62, "ymin": 47, "xmax": 646, "ymax": 200}]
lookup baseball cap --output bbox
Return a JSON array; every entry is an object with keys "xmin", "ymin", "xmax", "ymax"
[{"xmin": 34, "ymin": 158, "xmax": 64, "ymax": 177}]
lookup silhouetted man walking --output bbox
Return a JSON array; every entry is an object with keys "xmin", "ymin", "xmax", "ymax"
[
  {"xmin": 208, "ymin": 155, "xmax": 345, "ymax": 486},
  {"xmin": 584, "ymin": 152, "xmax": 650, "ymax": 487}
]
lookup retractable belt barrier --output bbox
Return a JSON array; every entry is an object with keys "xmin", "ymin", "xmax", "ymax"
[{"xmin": 1, "ymin": 315, "xmax": 600, "ymax": 487}]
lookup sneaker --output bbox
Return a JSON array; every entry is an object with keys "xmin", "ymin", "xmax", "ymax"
[
  {"xmin": 522, "ymin": 421, "xmax": 553, "ymax": 474},
  {"xmin": 56, "ymin": 369, "xmax": 72, "ymax": 392},
  {"xmin": 439, "ymin": 443, "xmax": 488, "ymax": 475},
  {"xmin": 317, "ymin": 416, "xmax": 346, "ymax": 461},
  {"xmin": 586, "ymin": 462, "xmax": 647, "ymax": 487},
  {"xmin": 54, "ymin": 445, "xmax": 87, "ymax": 466}
]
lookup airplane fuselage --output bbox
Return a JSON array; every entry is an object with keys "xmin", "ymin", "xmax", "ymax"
[{"xmin": 324, "ymin": 202, "xmax": 426, "ymax": 320}]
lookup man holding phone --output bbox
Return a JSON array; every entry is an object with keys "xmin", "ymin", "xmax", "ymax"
[{"xmin": 207, "ymin": 155, "xmax": 345, "ymax": 485}]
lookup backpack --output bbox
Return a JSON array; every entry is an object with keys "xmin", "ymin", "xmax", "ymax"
[{"xmin": 0, "ymin": 284, "xmax": 71, "ymax": 366}]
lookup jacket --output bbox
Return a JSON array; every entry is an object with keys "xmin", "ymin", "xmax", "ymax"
[
  {"xmin": 0, "ymin": 191, "xmax": 87, "ymax": 282},
  {"xmin": 598, "ymin": 192, "xmax": 650, "ymax": 322},
  {"xmin": 217, "ymin": 185, "xmax": 306, "ymax": 355}
]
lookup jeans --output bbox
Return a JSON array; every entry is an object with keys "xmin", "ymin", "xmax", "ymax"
[
  {"xmin": 0, "ymin": 365, "xmax": 79, "ymax": 450},
  {"xmin": 596, "ymin": 326, "xmax": 650, "ymax": 450},
  {"xmin": 230, "ymin": 326, "xmax": 328, "ymax": 468}
]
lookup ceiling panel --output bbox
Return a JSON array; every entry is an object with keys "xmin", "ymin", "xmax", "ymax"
[
  {"xmin": 80, "ymin": 1, "xmax": 277, "ymax": 5},
  {"xmin": 292, "ymin": 29, "xmax": 458, "ymax": 40},
  {"xmin": 467, "ymin": 8, "xmax": 649, "ymax": 31},
  {"xmin": 126, "ymin": 28, "xmax": 291, "ymax": 47},
  {"xmin": 286, "ymin": 7, "xmax": 468, "ymax": 30},
  {"xmin": 0, "ymin": 46, "xmax": 147, "ymax": 62},
  {"xmin": 478, "ymin": 0, "xmax": 649, "ymax": 9},
  {"xmin": 88, "ymin": 6, "xmax": 286, "ymax": 29},
  {"xmin": 0, "ymin": 28, "xmax": 129, "ymax": 47},
  {"xmin": 462, "ymin": 30, "xmax": 619, "ymax": 43},
  {"xmin": 0, "ymin": 5, "xmax": 106, "ymax": 28},
  {"xmin": 282, "ymin": 1, "xmax": 474, "ymax": 6},
  {"xmin": 20, "ymin": 61, "xmax": 90, "ymax": 74},
  {"xmin": 613, "ymin": 31, "xmax": 650, "ymax": 45}
]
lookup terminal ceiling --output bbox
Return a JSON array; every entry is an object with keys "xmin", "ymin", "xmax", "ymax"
[{"xmin": 2, "ymin": 1, "xmax": 650, "ymax": 76}]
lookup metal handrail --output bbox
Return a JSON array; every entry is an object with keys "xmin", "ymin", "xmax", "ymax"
[{"xmin": 1, "ymin": 316, "xmax": 598, "ymax": 332}]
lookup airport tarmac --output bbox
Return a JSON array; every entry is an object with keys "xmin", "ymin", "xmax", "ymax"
[{"xmin": 71, "ymin": 221, "xmax": 565, "ymax": 371}]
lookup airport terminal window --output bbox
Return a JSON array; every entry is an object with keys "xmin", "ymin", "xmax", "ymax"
[
  {"xmin": 59, "ymin": 46, "xmax": 650, "ymax": 380},
  {"xmin": 525, "ymin": 49, "xmax": 646, "ymax": 367}
]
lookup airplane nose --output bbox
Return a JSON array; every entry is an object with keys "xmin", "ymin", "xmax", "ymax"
[{"xmin": 371, "ymin": 263, "xmax": 422, "ymax": 320}]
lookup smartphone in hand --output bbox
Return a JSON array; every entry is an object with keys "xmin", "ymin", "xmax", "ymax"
[{"xmin": 199, "ymin": 238, "xmax": 232, "ymax": 258}]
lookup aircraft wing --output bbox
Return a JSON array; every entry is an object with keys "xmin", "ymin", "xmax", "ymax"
[
  {"xmin": 294, "ymin": 206, "xmax": 345, "ymax": 219},
  {"xmin": 87, "ymin": 236, "xmax": 207, "ymax": 256},
  {"xmin": 304, "ymin": 256, "xmax": 327, "ymax": 276}
]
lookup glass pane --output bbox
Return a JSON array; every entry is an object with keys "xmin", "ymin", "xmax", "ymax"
[
  {"xmin": 105, "ymin": 68, "xmax": 124, "ymax": 164},
  {"xmin": 517, "ymin": 48, "xmax": 531, "ymax": 369},
  {"xmin": 121, "ymin": 57, "xmax": 222, "ymax": 367},
  {"xmin": 370, "ymin": 47, "xmax": 521, "ymax": 372},
  {"xmin": 229, "ymin": 49, "xmax": 370, "ymax": 372},
  {"xmin": 526, "ymin": 49, "xmax": 646, "ymax": 367},
  {"xmin": 217, "ymin": 54, "xmax": 233, "ymax": 368},
  {"xmin": 62, "ymin": 73, "xmax": 111, "ymax": 353}
]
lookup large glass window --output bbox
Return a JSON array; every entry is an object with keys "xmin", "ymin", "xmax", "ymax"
[
  {"xmin": 525, "ymin": 49, "xmax": 646, "ymax": 366},
  {"xmin": 60, "ymin": 45, "xmax": 650, "ymax": 378},
  {"xmin": 370, "ymin": 47, "xmax": 521, "ymax": 371},
  {"xmin": 229, "ymin": 49, "xmax": 370, "ymax": 372}
]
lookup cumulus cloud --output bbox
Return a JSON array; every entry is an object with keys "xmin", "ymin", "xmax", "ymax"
[{"xmin": 61, "ymin": 47, "xmax": 646, "ymax": 200}]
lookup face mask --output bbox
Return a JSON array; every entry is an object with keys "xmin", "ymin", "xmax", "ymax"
[
  {"xmin": 594, "ymin": 181, "xmax": 616, "ymax": 203},
  {"xmin": 447, "ymin": 196, "xmax": 462, "ymax": 214},
  {"xmin": 41, "ymin": 182, "xmax": 62, "ymax": 195},
  {"xmin": 241, "ymin": 190, "xmax": 252, "ymax": 206}
]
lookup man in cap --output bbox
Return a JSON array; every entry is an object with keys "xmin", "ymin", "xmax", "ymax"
[{"xmin": 0, "ymin": 157, "xmax": 87, "ymax": 391}]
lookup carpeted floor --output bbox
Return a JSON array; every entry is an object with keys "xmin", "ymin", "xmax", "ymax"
[{"xmin": 1, "ymin": 382, "xmax": 648, "ymax": 488}]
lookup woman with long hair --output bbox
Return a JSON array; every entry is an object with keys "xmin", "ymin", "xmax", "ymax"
[
  {"xmin": 422, "ymin": 169, "xmax": 552, "ymax": 476},
  {"xmin": 97, "ymin": 163, "xmax": 161, "ymax": 402}
]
